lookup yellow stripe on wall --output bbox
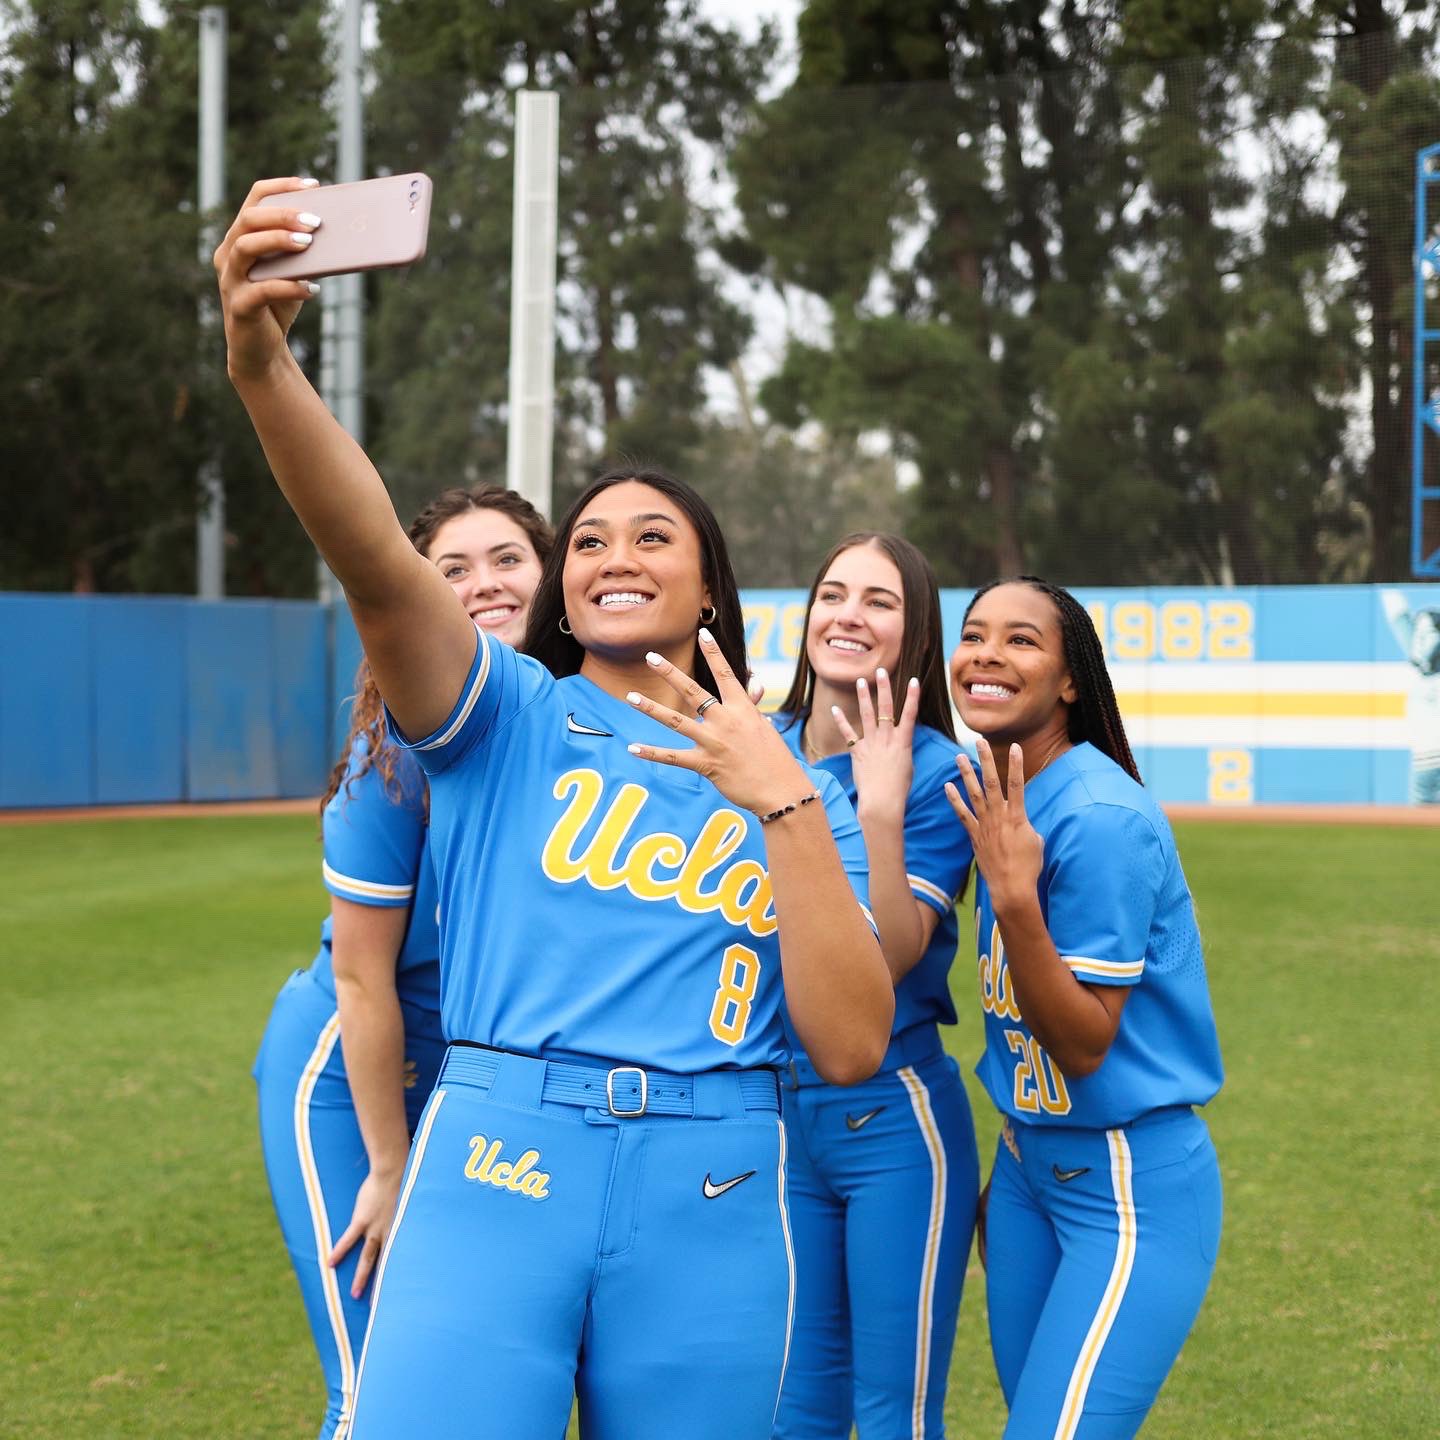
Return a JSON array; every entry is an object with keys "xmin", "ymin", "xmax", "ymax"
[{"xmin": 1114, "ymin": 691, "xmax": 1406, "ymax": 719}]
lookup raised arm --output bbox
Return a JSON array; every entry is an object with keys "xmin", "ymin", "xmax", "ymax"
[
  {"xmin": 948, "ymin": 743, "xmax": 1128, "ymax": 1077},
  {"xmin": 627, "ymin": 632, "xmax": 894, "ymax": 1084},
  {"xmin": 832, "ymin": 673, "xmax": 944, "ymax": 984},
  {"xmin": 214, "ymin": 177, "xmax": 473, "ymax": 738}
]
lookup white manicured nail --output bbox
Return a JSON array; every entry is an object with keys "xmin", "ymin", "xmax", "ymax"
[
  {"xmin": 299, "ymin": 177, "xmax": 320, "ymax": 187},
  {"xmin": 877, "ymin": 667, "xmax": 887, "ymax": 680},
  {"xmin": 297, "ymin": 212, "xmax": 322, "ymax": 229},
  {"xmin": 627, "ymin": 743, "xmax": 644, "ymax": 755},
  {"xmin": 303, "ymin": 281, "xmax": 321, "ymax": 296},
  {"xmin": 698, "ymin": 627, "xmax": 714, "ymax": 644},
  {"xmin": 645, "ymin": 652, "xmax": 663, "ymax": 666},
  {"xmin": 626, "ymin": 691, "xmax": 643, "ymax": 705},
  {"xmin": 291, "ymin": 232, "xmax": 313, "ymax": 247}
]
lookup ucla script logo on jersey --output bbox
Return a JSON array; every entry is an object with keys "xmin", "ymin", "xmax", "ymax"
[
  {"xmin": 541, "ymin": 769, "xmax": 777, "ymax": 939},
  {"xmin": 464, "ymin": 1133, "xmax": 552, "ymax": 1199},
  {"xmin": 978, "ymin": 914, "xmax": 1073, "ymax": 1118}
]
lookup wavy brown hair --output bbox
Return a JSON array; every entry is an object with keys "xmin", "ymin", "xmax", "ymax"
[
  {"xmin": 778, "ymin": 532, "xmax": 955, "ymax": 742},
  {"xmin": 320, "ymin": 486, "xmax": 555, "ymax": 816}
]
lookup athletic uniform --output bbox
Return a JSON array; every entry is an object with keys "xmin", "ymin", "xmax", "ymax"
[
  {"xmin": 253, "ymin": 738, "xmax": 444, "ymax": 1440},
  {"xmin": 771, "ymin": 716, "xmax": 979, "ymax": 1440},
  {"xmin": 345, "ymin": 628, "xmax": 874, "ymax": 1440},
  {"xmin": 974, "ymin": 743, "xmax": 1223, "ymax": 1440}
]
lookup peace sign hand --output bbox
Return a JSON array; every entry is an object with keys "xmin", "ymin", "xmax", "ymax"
[
  {"xmin": 625, "ymin": 629, "xmax": 812, "ymax": 817},
  {"xmin": 832, "ymin": 668, "xmax": 917, "ymax": 823},
  {"xmin": 945, "ymin": 739, "xmax": 1044, "ymax": 911}
]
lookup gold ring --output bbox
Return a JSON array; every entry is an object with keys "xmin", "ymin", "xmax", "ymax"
[
  {"xmin": 877, "ymin": 715, "xmax": 895, "ymax": 725},
  {"xmin": 845, "ymin": 738, "xmax": 857, "ymax": 748}
]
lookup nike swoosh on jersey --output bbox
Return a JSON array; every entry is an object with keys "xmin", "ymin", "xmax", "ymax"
[
  {"xmin": 1052, "ymin": 1164, "xmax": 1091, "ymax": 1183},
  {"xmin": 566, "ymin": 713, "xmax": 613, "ymax": 738},
  {"xmin": 702, "ymin": 1170, "xmax": 757, "ymax": 1199},
  {"xmin": 845, "ymin": 1107, "xmax": 885, "ymax": 1132}
]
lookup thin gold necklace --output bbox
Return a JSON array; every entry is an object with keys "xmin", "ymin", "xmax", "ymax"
[
  {"xmin": 801, "ymin": 719, "xmax": 823, "ymax": 764},
  {"xmin": 1030, "ymin": 734, "xmax": 1069, "ymax": 776}
]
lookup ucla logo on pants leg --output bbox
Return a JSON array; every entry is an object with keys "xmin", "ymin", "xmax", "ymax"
[{"xmin": 463, "ymin": 1133, "xmax": 553, "ymax": 1199}]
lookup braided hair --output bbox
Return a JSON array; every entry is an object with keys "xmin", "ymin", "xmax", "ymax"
[{"xmin": 964, "ymin": 576, "xmax": 1142, "ymax": 784}]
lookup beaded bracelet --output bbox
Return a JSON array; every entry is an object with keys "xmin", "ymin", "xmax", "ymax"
[{"xmin": 756, "ymin": 789, "xmax": 822, "ymax": 825}]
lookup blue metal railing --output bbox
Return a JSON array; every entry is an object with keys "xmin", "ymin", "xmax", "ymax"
[{"xmin": 1411, "ymin": 142, "xmax": 1440, "ymax": 577}]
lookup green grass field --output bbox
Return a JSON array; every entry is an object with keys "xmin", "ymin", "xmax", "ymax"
[{"xmin": 2, "ymin": 814, "xmax": 1436, "ymax": 1438}]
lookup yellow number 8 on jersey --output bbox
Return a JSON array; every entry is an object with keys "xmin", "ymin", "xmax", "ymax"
[{"xmin": 709, "ymin": 944, "xmax": 761, "ymax": 1045}]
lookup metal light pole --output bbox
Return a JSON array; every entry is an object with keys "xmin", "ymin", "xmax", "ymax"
[
  {"xmin": 317, "ymin": 0, "xmax": 366, "ymax": 604},
  {"xmin": 196, "ymin": 7, "xmax": 227, "ymax": 599},
  {"xmin": 506, "ymin": 91, "xmax": 560, "ymax": 519}
]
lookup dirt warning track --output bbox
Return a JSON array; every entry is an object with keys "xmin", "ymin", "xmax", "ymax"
[{"xmin": 3, "ymin": 799, "xmax": 1437, "ymax": 827}]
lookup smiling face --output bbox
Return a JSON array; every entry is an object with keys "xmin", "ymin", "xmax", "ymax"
[
  {"xmin": 805, "ymin": 541, "xmax": 906, "ymax": 692},
  {"xmin": 425, "ymin": 508, "xmax": 544, "ymax": 647},
  {"xmin": 950, "ymin": 582, "xmax": 1076, "ymax": 744},
  {"xmin": 560, "ymin": 480, "xmax": 711, "ymax": 661}
]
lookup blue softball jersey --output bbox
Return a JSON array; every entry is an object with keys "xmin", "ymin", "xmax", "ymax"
[
  {"xmin": 388, "ymin": 628, "xmax": 872, "ymax": 1074},
  {"xmin": 974, "ymin": 742, "xmax": 1223, "ymax": 1129},
  {"xmin": 312, "ymin": 735, "xmax": 440, "ymax": 1014}
]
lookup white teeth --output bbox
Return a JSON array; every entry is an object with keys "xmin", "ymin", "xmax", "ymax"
[
  {"xmin": 970, "ymin": 682, "xmax": 1014, "ymax": 699},
  {"xmin": 475, "ymin": 606, "xmax": 517, "ymax": 620},
  {"xmin": 597, "ymin": 592, "xmax": 651, "ymax": 608},
  {"xmin": 827, "ymin": 638, "xmax": 868, "ymax": 653}
]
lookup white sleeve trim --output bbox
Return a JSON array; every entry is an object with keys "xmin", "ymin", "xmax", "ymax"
[
  {"xmin": 908, "ymin": 873, "xmax": 955, "ymax": 910},
  {"xmin": 322, "ymin": 860, "xmax": 416, "ymax": 903},
  {"xmin": 860, "ymin": 903, "xmax": 879, "ymax": 937},
  {"xmin": 415, "ymin": 627, "xmax": 492, "ymax": 752},
  {"xmin": 1062, "ymin": 954, "xmax": 1145, "ymax": 981}
]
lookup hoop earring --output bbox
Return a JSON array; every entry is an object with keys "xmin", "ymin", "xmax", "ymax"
[
  {"xmin": 558, "ymin": 615, "xmax": 573, "ymax": 635},
  {"xmin": 699, "ymin": 605, "xmax": 717, "ymax": 625}
]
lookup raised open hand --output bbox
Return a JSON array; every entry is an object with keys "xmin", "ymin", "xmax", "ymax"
[
  {"xmin": 945, "ymin": 738, "xmax": 1044, "ymax": 911},
  {"xmin": 831, "ymin": 667, "xmax": 918, "ymax": 822},
  {"xmin": 624, "ymin": 629, "xmax": 812, "ymax": 818}
]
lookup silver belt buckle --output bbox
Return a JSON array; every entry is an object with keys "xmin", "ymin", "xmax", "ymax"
[{"xmin": 606, "ymin": 1066, "xmax": 648, "ymax": 1117}]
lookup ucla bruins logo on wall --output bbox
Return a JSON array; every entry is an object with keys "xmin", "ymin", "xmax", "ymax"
[{"xmin": 463, "ymin": 1134, "xmax": 552, "ymax": 1199}]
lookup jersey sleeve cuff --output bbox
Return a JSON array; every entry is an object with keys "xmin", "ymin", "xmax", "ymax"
[
  {"xmin": 386, "ymin": 626, "xmax": 490, "ymax": 762},
  {"xmin": 908, "ymin": 872, "xmax": 956, "ymax": 915},
  {"xmin": 323, "ymin": 859, "xmax": 416, "ymax": 907},
  {"xmin": 1061, "ymin": 954, "xmax": 1145, "ymax": 985}
]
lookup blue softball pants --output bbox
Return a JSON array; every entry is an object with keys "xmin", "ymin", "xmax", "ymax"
[
  {"xmin": 773, "ymin": 1026, "xmax": 980, "ymax": 1439},
  {"xmin": 986, "ymin": 1106, "xmax": 1222, "ymax": 1440},
  {"xmin": 346, "ymin": 1043, "xmax": 795, "ymax": 1440},
  {"xmin": 253, "ymin": 968, "xmax": 445, "ymax": 1440}
]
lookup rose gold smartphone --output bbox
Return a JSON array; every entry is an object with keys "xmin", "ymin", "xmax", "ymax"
[{"xmin": 250, "ymin": 173, "xmax": 433, "ymax": 281}]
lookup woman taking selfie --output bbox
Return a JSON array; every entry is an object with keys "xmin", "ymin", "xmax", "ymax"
[
  {"xmin": 253, "ymin": 485, "xmax": 551, "ymax": 1440},
  {"xmin": 217, "ymin": 177, "xmax": 892, "ymax": 1440},
  {"xmin": 771, "ymin": 533, "xmax": 979, "ymax": 1440},
  {"xmin": 946, "ymin": 577, "xmax": 1223, "ymax": 1440}
]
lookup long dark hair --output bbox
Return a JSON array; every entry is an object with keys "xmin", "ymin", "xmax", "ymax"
[
  {"xmin": 523, "ymin": 465, "xmax": 750, "ymax": 692},
  {"xmin": 320, "ymin": 485, "xmax": 555, "ymax": 814},
  {"xmin": 778, "ymin": 532, "xmax": 955, "ymax": 742},
  {"xmin": 963, "ymin": 575, "xmax": 1141, "ymax": 783}
]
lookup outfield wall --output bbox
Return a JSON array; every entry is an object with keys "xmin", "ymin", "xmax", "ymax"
[
  {"xmin": 745, "ymin": 584, "xmax": 1440, "ymax": 807},
  {"xmin": 2, "ymin": 585, "xmax": 1436, "ymax": 808},
  {"xmin": 0, "ymin": 595, "xmax": 331, "ymax": 808}
]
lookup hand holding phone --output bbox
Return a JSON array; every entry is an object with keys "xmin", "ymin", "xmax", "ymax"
[{"xmin": 249, "ymin": 173, "xmax": 433, "ymax": 281}]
